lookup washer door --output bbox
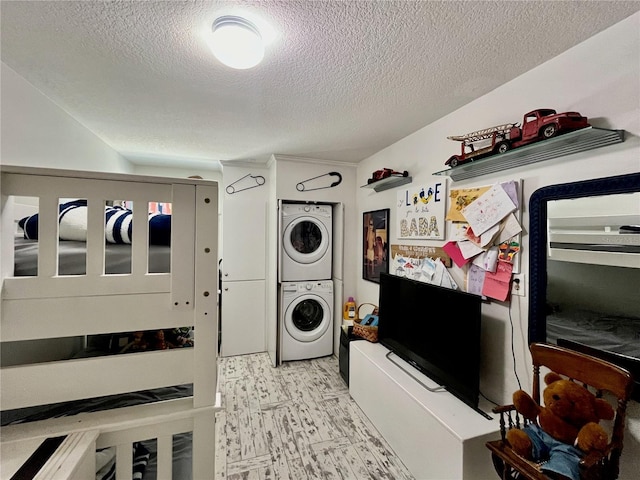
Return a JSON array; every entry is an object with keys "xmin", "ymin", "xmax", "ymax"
[
  {"xmin": 284, "ymin": 294, "xmax": 331, "ymax": 342},
  {"xmin": 283, "ymin": 216, "xmax": 329, "ymax": 265}
]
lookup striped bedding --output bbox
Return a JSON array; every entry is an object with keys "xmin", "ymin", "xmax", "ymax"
[{"xmin": 18, "ymin": 200, "xmax": 172, "ymax": 245}]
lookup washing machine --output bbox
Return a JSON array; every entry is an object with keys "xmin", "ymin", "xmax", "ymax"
[
  {"xmin": 280, "ymin": 280, "xmax": 333, "ymax": 361},
  {"xmin": 280, "ymin": 203, "xmax": 332, "ymax": 281}
]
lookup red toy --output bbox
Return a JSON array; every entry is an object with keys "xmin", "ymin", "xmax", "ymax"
[
  {"xmin": 445, "ymin": 109, "xmax": 590, "ymax": 167},
  {"xmin": 367, "ymin": 168, "xmax": 409, "ymax": 184}
]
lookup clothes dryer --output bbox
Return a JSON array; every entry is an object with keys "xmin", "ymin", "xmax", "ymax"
[
  {"xmin": 280, "ymin": 203, "xmax": 332, "ymax": 281},
  {"xmin": 280, "ymin": 280, "xmax": 333, "ymax": 361}
]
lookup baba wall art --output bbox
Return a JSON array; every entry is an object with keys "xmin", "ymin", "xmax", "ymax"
[{"xmin": 396, "ymin": 180, "xmax": 446, "ymax": 240}]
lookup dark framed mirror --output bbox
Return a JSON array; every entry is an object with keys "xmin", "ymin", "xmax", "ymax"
[{"xmin": 529, "ymin": 172, "xmax": 640, "ymax": 400}]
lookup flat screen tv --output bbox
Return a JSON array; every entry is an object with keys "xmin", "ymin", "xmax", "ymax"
[{"xmin": 378, "ymin": 272, "xmax": 483, "ymax": 412}]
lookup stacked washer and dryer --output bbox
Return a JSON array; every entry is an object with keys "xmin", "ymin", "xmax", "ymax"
[{"xmin": 279, "ymin": 203, "xmax": 334, "ymax": 362}]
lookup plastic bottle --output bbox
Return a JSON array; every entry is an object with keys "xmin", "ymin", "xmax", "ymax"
[{"xmin": 343, "ymin": 297, "xmax": 357, "ymax": 321}]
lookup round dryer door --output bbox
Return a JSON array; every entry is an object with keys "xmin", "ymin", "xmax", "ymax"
[
  {"xmin": 284, "ymin": 294, "xmax": 331, "ymax": 342},
  {"xmin": 283, "ymin": 216, "xmax": 330, "ymax": 265}
]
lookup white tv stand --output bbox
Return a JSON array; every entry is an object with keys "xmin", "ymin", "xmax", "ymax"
[{"xmin": 349, "ymin": 341, "xmax": 500, "ymax": 480}]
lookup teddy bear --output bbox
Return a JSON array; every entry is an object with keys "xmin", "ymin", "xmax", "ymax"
[{"xmin": 506, "ymin": 371, "xmax": 615, "ymax": 480}]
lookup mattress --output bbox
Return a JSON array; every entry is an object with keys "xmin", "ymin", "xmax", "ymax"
[
  {"xmin": 546, "ymin": 308, "xmax": 640, "ymax": 359},
  {"xmin": 1, "ymin": 384, "xmax": 192, "ymax": 426},
  {"xmin": 14, "ymin": 237, "xmax": 170, "ymax": 276}
]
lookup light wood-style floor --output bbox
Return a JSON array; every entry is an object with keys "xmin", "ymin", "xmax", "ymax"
[{"xmin": 215, "ymin": 353, "xmax": 415, "ymax": 480}]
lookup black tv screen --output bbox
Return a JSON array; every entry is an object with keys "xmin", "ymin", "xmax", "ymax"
[{"xmin": 378, "ymin": 272, "xmax": 483, "ymax": 410}]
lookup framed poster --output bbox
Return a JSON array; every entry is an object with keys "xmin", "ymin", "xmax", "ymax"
[
  {"xmin": 363, "ymin": 208, "xmax": 390, "ymax": 283},
  {"xmin": 396, "ymin": 179, "xmax": 446, "ymax": 240}
]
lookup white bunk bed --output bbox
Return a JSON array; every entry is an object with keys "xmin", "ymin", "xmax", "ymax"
[
  {"xmin": 545, "ymin": 198, "xmax": 640, "ymax": 360},
  {"xmin": 547, "ymin": 211, "xmax": 640, "ymax": 268},
  {"xmin": 0, "ymin": 165, "xmax": 220, "ymax": 479}
]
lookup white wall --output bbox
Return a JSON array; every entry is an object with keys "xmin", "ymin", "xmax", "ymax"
[
  {"xmin": 0, "ymin": 63, "xmax": 132, "ymax": 173},
  {"xmin": 356, "ymin": 12, "xmax": 640, "ymax": 478}
]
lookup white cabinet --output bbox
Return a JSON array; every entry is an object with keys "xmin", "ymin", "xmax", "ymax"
[
  {"xmin": 221, "ymin": 165, "xmax": 268, "ymax": 356},
  {"xmin": 349, "ymin": 341, "xmax": 499, "ymax": 480},
  {"xmin": 221, "ymin": 280, "xmax": 266, "ymax": 357},
  {"xmin": 222, "ymin": 178, "xmax": 266, "ymax": 281}
]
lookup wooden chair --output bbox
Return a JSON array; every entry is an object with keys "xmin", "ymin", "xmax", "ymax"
[{"xmin": 486, "ymin": 342, "xmax": 634, "ymax": 480}]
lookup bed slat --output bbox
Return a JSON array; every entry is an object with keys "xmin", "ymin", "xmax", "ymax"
[
  {"xmin": 38, "ymin": 195, "xmax": 59, "ymax": 278},
  {"xmin": 1, "ymin": 173, "xmax": 172, "ymax": 204},
  {"xmin": 193, "ymin": 184, "xmax": 219, "ymax": 408},
  {"xmin": 1, "ymin": 349, "xmax": 194, "ymax": 410},
  {"xmin": 131, "ymin": 202, "xmax": 150, "ymax": 277},
  {"xmin": 170, "ymin": 184, "xmax": 196, "ymax": 310},
  {"xmin": 2, "ymin": 274, "xmax": 170, "ymax": 300},
  {"xmin": 1, "ymin": 196, "xmax": 16, "ymax": 281},
  {"xmin": 96, "ymin": 416, "xmax": 193, "ymax": 448},
  {"xmin": 86, "ymin": 200, "xmax": 106, "ymax": 277},
  {"xmin": 157, "ymin": 435, "xmax": 173, "ymax": 479},
  {"xmin": 115, "ymin": 442, "xmax": 133, "ymax": 480},
  {"xmin": 34, "ymin": 430, "xmax": 99, "ymax": 480},
  {"xmin": 2, "ymin": 293, "xmax": 194, "ymax": 342},
  {"xmin": 192, "ymin": 409, "xmax": 216, "ymax": 479}
]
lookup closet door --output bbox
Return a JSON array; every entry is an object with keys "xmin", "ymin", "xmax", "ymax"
[
  {"xmin": 220, "ymin": 279, "xmax": 266, "ymax": 357},
  {"xmin": 222, "ymin": 194, "xmax": 266, "ymax": 281},
  {"xmin": 221, "ymin": 165, "xmax": 269, "ymax": 356}
]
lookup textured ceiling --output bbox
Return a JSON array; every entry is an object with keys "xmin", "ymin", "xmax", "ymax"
[{"xmin": 2, "ymin": 1, "xmax": 639, "ymax": 170}]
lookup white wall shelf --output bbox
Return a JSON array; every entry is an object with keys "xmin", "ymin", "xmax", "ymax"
[
  {"xmin": 433, "ymin": 127, "xmax": 625, "ymax": 182},
  {"xmin": 361, "ymin": 174, "xmax": 412, "ymax": 192}
]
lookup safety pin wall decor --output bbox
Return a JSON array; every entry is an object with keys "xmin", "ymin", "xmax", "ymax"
[
  {"xmin": 296, "ymin": 171, "xmax": 342, "ymax": 192},
  {"xmin": 226, "ymin": 174, "xmax": 266, "ymax": 194}
]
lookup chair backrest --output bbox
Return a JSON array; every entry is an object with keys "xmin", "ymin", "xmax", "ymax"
[{"xmin": 529, "ymin": 342, "xmax": 635, "ymax": 475}]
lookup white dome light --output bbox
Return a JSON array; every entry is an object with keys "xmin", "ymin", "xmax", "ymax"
[{"xmin": 209, "ymin": 16, "xmax": 264, "ymax": 70}]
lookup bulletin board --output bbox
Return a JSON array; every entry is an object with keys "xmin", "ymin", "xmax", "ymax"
[{"xmin": 443, "ymin": 179, "xmax": 523, "ymax": 301}]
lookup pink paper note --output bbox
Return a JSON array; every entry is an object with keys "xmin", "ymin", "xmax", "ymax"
[
  {"xmin": 442, "ymin": 241, "xmax": 469, "ymax": 268},
  {"xmin": 481, "ymin": 261, "xmax": 513, "ymax": 301}
]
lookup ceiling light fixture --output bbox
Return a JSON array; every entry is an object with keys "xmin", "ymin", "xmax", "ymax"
[{"xmin": 209, "ymin": 15, "xmax": 265, "ymax": 70}]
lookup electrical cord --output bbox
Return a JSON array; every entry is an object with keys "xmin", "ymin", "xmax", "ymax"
[
  {"xmin": 480, "ymin": 390, "xmax": 499, "ymax": 407},
  {"xmin": 480, "ymin": 288, "xmax": 524, "ymax": 408},
  {"xmin": 509, "ymin": 296, "xmax": 522, "ymax": 390}
]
